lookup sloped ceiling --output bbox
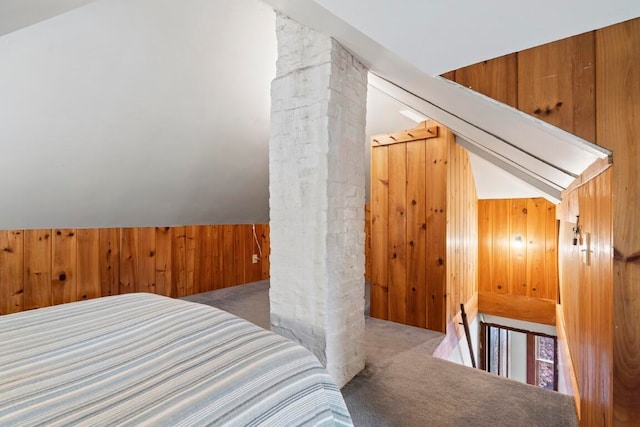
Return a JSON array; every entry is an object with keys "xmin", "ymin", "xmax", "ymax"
[
  {"xmin": 265, "ymin": 0, "xmax": 623, "ymax": 202},
  {"xmin": 0, "ymin": 0, "xmax": 636, "ymax": 228},
  {"xmin": 0, "ymin": 0, "xmax": 97, "ymax": 37}
]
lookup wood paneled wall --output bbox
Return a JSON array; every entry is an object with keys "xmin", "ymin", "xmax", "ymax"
[
  {"xmin": 370, "ymin": 120, "xmax": 477, "ymax": 332},
  {"xmin": 444, "ymin": 17, "xmax": 640, "ymax": 426},
  {"xmin": 446, "ymin": 137, "xmax": 478, "ymax": 325},
  {"xmin": 478, "ymin": 198, "xmax": 557, "ymax": 300},
  {"xmin": 597, "ymin": 20, "xmax": 640, "ymax": 427},
  {"xmin": 558, "ymin": 169, "xmax": 613, "ymax": 424},
  {"xmin": 0, "ymin": 224, "xmax": 270, "ymax": 315}
]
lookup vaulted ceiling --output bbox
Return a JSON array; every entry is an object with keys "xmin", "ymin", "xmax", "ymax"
[{"xmin": 0, "ymin": 0, "xmax": 637, "ymax": 228}]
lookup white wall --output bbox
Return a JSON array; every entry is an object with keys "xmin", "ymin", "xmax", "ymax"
[
  {"xmin": 0, "ymin": 0, "xmax": 276, "ymax": 229},
  {"xmin": 508, "ymin": 330, "xmax": 527, "ymax": 384},
  {"xmin": 448, "ymin": 316, "xmax": 479, "ymax": 368}
]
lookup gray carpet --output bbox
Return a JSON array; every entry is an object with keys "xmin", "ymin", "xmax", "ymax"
[{"xmin": 182, "ymin": 280, "xmax": 578, "ymax": 427}]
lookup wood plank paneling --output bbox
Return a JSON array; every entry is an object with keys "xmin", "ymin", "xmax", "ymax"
[
  {"xmin": 406, "ymin": 139, "xmax": 426, "ymax": 328},
  {"xmin": 211, "ymin": 225, "xmax": 225, "ymax": 288},
  {"xmin": 509, "ymin": 199, "xmax": 528, "ymax": 296},
  {"xmin": 442, "ymin": 18, "xmax": 639, "ymax": 425},
  {"xmin": 222, "ymin": 225, "xmax": 236, "ymax": 288},
  {"xmin": 171, "ymin": 226, "xmax": 187, "ymax": 297},
  {"xmin": 491, "ymin": 200, "xmax": 510, "ymax": 294},
  {"xmin": 478, "ymin": 291, "xmax": 556, "ymax": 325},
  {"xmin": 0, "ymin": 230, "xmax": 24, "ymax": 314},
  {"xmin": 387, "ymin": 143, "xmax": 408, "ymax": 324},
  {"xmin": 119, "ymin": 228, "xmax": 137, "ymax": 294},
  {"xmin": 185, "ymin": 226, "xmax": 197, "ymax": 296},
  {"xmin": 450, "ymin": 54, "xmax": 518, "ymax": 107},
  {"xmin": 99, "ymin": 229, "xmax": 120, "ymax": 297},
  {"xmin": 425, "ymin": 134, "xmax": 447, "ymax": 331},
  {"xmin": 260, "ymin": 224, "xmax": 270, "ymax": 280},
  {"xmin": 517, "ymin": 33, "xmax": 596, "ymax": 141},
  {"xmin": 51, "ymin": 229, "xmax": 76, "ymax": 305},
  {"xmin": 198, "ymin": 225, "xmax": 214, "ymax": 293},
  {"xmin": 1, "ymin": 224, "xmax": 271, "ymax": 314},
  {"xmin": 597, "ymin": 18, "xmax": 640, "ymax": 426},
  {"xmin": 478, "ymin": 198, "xmax": 558, "ymax": 302},
  {"xmin": 446, "ymin": 136, "xmax": 478, "ymax": 328},
  {"xmin": 24, "ymin": 230, "xmax": 51, "ymax": 310},
  {"xmin": 155, "ymin": 227, "xmax": 172, "ymax": 297},
  {"xmin": 76, "ymin": 229, "xmax": 99, "ymax": 301},
  {"xmin": 370, "ymin": 120, "xmax": 477, "ymax": 333},
  {"xmin": 136, "ymin": 227, "xmax": 156, "ymax": 294},
  {"xmin": 526, "ymin": 198, "xmax": 547, "ymax": 299},
  {"xmin": 371, "ymin": 145, "xmax": 389, "ymax": 319}
]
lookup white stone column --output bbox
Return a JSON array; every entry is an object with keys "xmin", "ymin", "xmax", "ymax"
[{"xmin": 269, "ymin": 14, "xmax": 367, "ymax": 388}]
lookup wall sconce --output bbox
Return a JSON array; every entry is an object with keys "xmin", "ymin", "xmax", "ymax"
[
  {"xmin": 514, "ymin": 235, "xmax": 524, "ymax": 249},
  {"xmin": 572, "ymin": 215, "xmax": 581, "ymax": 246}
]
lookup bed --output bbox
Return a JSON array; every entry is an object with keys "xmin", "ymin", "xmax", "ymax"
[{"xmin": 0, "ymin": 293, "xmax": 353, "ymax": 426}]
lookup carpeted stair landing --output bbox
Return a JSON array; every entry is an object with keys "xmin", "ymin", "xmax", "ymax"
[{"xmin": 182, "ymin": 280, "xmax": 578, "ymax": 427}]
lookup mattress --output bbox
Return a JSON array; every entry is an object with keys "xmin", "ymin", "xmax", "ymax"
[{"xmin": 0, "ymin": 293, "xmax": 353, "ymax": 426}]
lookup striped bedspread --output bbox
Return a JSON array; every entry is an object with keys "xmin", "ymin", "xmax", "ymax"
[{"xmin": 0, "ymin": 293, "xmax": 353, "ymax": 426}]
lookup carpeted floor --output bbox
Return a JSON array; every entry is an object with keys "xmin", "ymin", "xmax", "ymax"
[{"xmin": 181, "ymin": 280, "xmax": 578, "ymax": 427}]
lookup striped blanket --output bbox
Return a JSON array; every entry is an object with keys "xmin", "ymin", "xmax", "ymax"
[{"xmin": 0, "ymin": 293, "xmax": 353, "ymax": 426}]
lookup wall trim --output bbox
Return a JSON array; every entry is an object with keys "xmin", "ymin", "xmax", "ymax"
[{"xmin": 478, "ymin": 291, "xmax": 556, "ymax": 325}]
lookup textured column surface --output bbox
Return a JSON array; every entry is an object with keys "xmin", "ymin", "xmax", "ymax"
[{"xmin": 269, "ymin": 14, "xmax": 367, "ymax": 388}]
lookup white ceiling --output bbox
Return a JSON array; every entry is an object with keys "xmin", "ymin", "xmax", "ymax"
[
  {"xmin": 0, "ymin": 0, "xmax": 97, "ymax": 37},
  {"xmin": 0, "ymin": 0, "xmax": 635, "ymax": 228},
  {"xmin": 306, "ymin": 0, "xmax": 640, "ymax": 76}
]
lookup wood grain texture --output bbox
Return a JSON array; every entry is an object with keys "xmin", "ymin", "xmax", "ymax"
[
  {"xmin": 478, "ymin": 198, "xmax": 558, "ymax": 302},
  {"xmin": 449, "ymin": 54, "xmax": 518, "ymax": 107},
  {"xmin": 596, "ymin": 18, "xmax": 640, "ymax": 426},
  {"xmin": 0, "ymin": 230, "xmax": 24, "ymax": 314},
  {"xmin": 51, "ymin": 229, "xmax": 76, "ymax": 305},
  {"xmin": 509, "ymin": 199, "xmax": 528, "ymax": 296},
  {"xmin": 446, "ymin": 134, "xmax": 478, "ymax": 329},
  {"xmin": 558, "ymin": 170, "xmax": 613, "ymax": 426},
  {"xmin": 478, "ymin": 291, "xmax": 556, "ymax": 325},
  {"xmin": 137, "ymin": 227, "xmax": 156, "ymax": 293},
  {"xmin": 23, "ymin": 230, "xmax": 51, "ymax": 310},
  {"xmin": 517, "ymin": 32, "xmax": 596, "ymax": 141},
  {"xmin": 0, "ymin": 224, "xmax": 269, "ymax": 314},
  {"xmin": 425, "ymin": 132, "xmax": 448, "ymax": 332},
  {"xmin": 387, "ymin": 142, "xmax": 408, "ymax": 324},
  {"xmin": 155, "ymin": 227, "xmax": 172, "ymax": 297},
  {"xmin": 99, "ymin": 229, "xmax": 120, "ymax": 297},
  {"xmin": 370, "ymin": 120, "xmax": 478, "ymax": 332},
  {"xmin": 76, "ymin": 229, "xmax": 99, "ymax": 301},
  {"xmin": 119, "ymin": 228, "xmax": 137, "ymax": 294},
  {"xmin": 406, "ymin": 139, "xmax": 427, "ymax": 328},
  {"xmin": 171, "ymin": 226, "xmax": 187, "ymax": 297},
  {"xmin": 370, "ymin": 145, "xmax": 389, "ymax": 319},
  {"xmin": 185, "ymin": 226, "xmax": 197, "ymax": 296},
  {"xmin": 442, "ymin": 18, "xmax": 639, "ymax": 425}
]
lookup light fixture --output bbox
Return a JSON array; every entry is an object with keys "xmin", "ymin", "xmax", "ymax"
[
  {"xmin": 572, "ymin": 215, "xmax": 581, "ymax": 246},
  {"xmin": 513, "ymin": 235, "xmax": 524, "ymax": 249}
]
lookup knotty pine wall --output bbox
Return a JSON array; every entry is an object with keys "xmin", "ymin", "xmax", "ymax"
[
  {"xmin": 443, "ymin": 17, "xmax": 640, "ymax": 426},
  {"xmin": 370, "ymin": 120, "xmax": 477, "ymax": 333},
  {"xmin": 558, "ymin": 168, "xmax": 613, "ymax": 424},
  {"xmin": 0, "ymin": 224, "xmax": 270, "ymax": 315},
  {"xmin": 477, "ymin": 198, "xmax": 558, "ymax": 325},
  {"xmin": 446, "ymin": 137, "xmax": 478, "ymax": 329}
]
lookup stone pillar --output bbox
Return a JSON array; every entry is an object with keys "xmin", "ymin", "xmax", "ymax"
[{"xmin": 269, "ymin": 14, "xmax": 367, "ymax": 388}]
